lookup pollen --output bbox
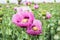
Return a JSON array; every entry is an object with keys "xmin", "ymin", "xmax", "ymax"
[
  {"xmin": 21, "ymin": 19, "xmax": 28, "ymax": 23},
  {"xmin": 32, "ymin": 27, "xmax": 38, "ymax": 31},
  {"xmin": 28, "ymin": 3, "xmax": 31, "ymax": 6}
]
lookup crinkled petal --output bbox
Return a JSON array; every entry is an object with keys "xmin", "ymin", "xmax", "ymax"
[
  {"xmin": 26, "ymin": 19, "xmax": 42, "ymax": 36},
  {"xmin": 18, "ymin": 11, "xmax": 34, "ymax": 27},
  {"xmin": 12, "ymin": 14, "xmax": 23, "ymax": 27}
]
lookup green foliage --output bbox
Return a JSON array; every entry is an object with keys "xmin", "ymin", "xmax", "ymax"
[{"xmin": 0, "ymin": 3, "xmax": 60, "ymax": 40}]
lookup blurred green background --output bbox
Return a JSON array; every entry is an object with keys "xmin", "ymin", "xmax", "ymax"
[{"xmin": 0, "ymin": 3, "xmax": 60, "ymax": 40}]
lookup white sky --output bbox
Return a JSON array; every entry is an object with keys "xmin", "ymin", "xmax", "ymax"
[
  {"xmin": 56, "ymin": 0, "xmax": 60, "ymax": 2},
  {"xmin": 0, "ymin": 0, "xmax": 60, "ymax": 4},
  {"xmin": 9, "ymin": 0, "xmax": 18, "ymax": 4},
  {"xmin": 0, "ymin": 0, "xmax": 7, "ymax": 4}
]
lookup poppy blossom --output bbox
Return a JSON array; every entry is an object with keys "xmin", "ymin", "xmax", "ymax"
[
  {"xmin": 34, "ymin": 4, "xmax": 39, "ymax": 9},
  {"xmin": 16, "ymin": 6, "xmax": 32, "ymax": 12},
  {"xmin": 17, "ymin": 11, "xmax": 34, "ymax": 27},
  {"xmin": 12, "ymin": 11, "xmax": 34, "ymax": 28},
  {"xmin": 26, "ymin": 19, "xmax": 42, "ymax": 36},
  {"xmin": 46, "ymin": 12, "xmax": 51, "ymax": 19},
  {"xmin": 25, "ymin": 2, "xmax": 31, "ymax": 6}
]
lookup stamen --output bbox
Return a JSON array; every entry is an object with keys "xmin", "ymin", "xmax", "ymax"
[
  {"xmin": 32, "ymin": 26, "xmax": 38, "ymax": 31},
  {"xmin": 28, "ymin": 3, "xmax": 30, "ymax": 5},
  {"xmin": 21, "ymin": 19, "xmax": 28, "ymax": 23}
]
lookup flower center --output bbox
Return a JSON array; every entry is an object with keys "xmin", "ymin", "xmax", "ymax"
[
  {"xmin": 41, "ymin": 10, "xmax": 46, "ymax": 16},
  {"xmin": 32, "ymin": 26, "xmax": 38, "ymax": 31},
  {"xmin": 21, "ymin": 18, "xmax": 28, "ymax": 23},
  {"xmin": 28, "ymin": 3, "xmax": 30, "ymax": 5}
]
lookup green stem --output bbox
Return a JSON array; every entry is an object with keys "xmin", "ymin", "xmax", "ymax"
[
  {"xmin": 28, "ymin": 35, "xmax": 31, "ymax": 40},
  {"xmin": 31, "ymin": 36, "xmax": 38, "ymax": 40},
  {"xmin": 42, "ymin": 19, "xmax": 47, "ymax": 40},
  {"xmin": 37, "ymin": 35, "xmax": 40, "ymax": 40}
]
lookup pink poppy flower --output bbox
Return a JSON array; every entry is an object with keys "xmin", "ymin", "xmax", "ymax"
[
  {"xmin": 26, "ymin": 19, "xmax": 42, "ymax": 36},
  {"xmin": 34, "ymin": 4, "xmax": 39, "ymax": 9},
  {"xmin": 16, "ymin": 6, "xmax": 32, "ymax": 12},
  {"xmin": 25, "ymin": 2, "xmax": 31, "ymax": 6},
  {"xmin": 17, "ymin": 11, "xmax": 34, "ymax": 27},
  {"xmin": 12, "ymin": 11, "xmax": 34, "ymax": 28},
  {"xmin": 46, "ymin": 12, "xmax": 51, "ymax": 19}
]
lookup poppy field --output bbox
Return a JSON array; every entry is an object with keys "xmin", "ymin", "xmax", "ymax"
[{"xmin": 0, "ymin": 3, "xmax": 60, "ymax": 40}]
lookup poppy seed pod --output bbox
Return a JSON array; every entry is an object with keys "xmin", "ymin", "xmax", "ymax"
[{"xmin": 41, "ymin": 10, "xmax": 46, "ymax": 16}]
